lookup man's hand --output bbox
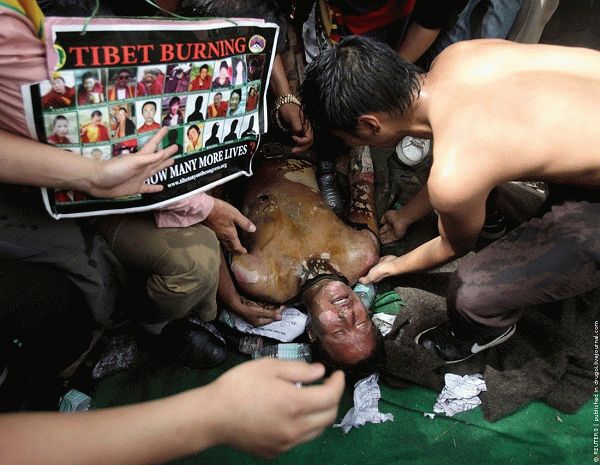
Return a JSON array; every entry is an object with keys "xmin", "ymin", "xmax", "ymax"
[
  {"xmin": 233, "ymin": 296, "xmax": 283, "ymax": 327},
  {"xmin": 379, "ymin": 209, "xmax": 410, "ymax": 244},
  {"xmin": 211, "ymin": 359, "xmax": 344, "ymax": 458},
  {"xmin": 359, "ymin": 255, "xmax": 399, "ymax": 284},
  {"xmin": 278, "ymin": 103, "xmax": 314, "ymax": 153},
  {"xmin": 203, "ymin": 198, "xmax": 256, "ymax": 254},
  {"xmin": 90, "ymin": 127, "xmax": 176, "ymax": 198}
]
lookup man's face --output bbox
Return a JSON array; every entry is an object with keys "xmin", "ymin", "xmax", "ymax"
[
  {"xmin": 229, "ymin": 93, "xmax": 240, "ymax": 111},
  {"xmin": 142, "ymin": 104, "xmax": 156, "ymax": 124},
  {"xmin": 188, "ymin": 127, "xmax": 199, "ymax": 142},
  {"xmin": 116, "ymin": 72, "xmax": 130, "ymax": 88},
  {"xmin": 170, "ymin": 101, "xmax": 180, "ymax": 115},
  {"xmin": 51, "ymin": 78, "xmax": 66, "ymax": 94},
  {"xmin": 307, "ymin": 279, "xmax": 377, "ymax": 365},
  {"xmin": 144, "ymin": 72, "xmax": 156, "ymax": 86},
  {"xmin": 199, "ymin": 68, "xmax": 208, "ymax": 79},
  {"xmin": 54, "ymin": 119, "xmax": 69, "ymax": 136},
  {"xmin": 214, "ymin": 94, "xmax": 222, "ymax": 106},
  {"xmin": 83, "ymin": 77, "xmax": 96, "ymax": 93},
  {"xmin": 219, "ymin": 66, "xmax": 228, "ymax": 79},
  {"xmin": 92, "ymin": 114, "xmax": 101, "ymax": 124}
]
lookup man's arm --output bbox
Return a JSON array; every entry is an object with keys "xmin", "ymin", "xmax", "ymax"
[
  {"xmin": 0, "ymin": 359, "xmax": 345, "ymax": 465},
  {"xmin": 217, "ymin": 250, "xmax": 283, "ymax": 326},
  {"xmin": 361, "ymin": 185, "xmax": 487, "ymax": 283},
  {"xmin": 379, "ymin": 184, "xmax": 434, "ymax": 244},
  {"xmin": 0, "ymin": 127, "xmax": 176, "ymax": 197}
]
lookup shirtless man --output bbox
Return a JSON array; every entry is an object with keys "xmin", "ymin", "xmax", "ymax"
[
  {"xmin": 300, "ymin": 36, "xmax": 600, "ymax": 363},
  {"xmin": 219, "ymin": 148, "xmax": 381, "ymax": 366}
]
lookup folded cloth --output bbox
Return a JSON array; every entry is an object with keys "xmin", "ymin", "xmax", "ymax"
[{"xmin": 380, "ymin": 282, "xmax": 599, "ymax": 422}]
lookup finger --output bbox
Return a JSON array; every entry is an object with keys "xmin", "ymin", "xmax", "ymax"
[
  {"xmin": 268, "ymin": 360, "xmax": 327, "ymax": 384},
  {"xmin": 140, "ymin": 126, "xmax": 169, "ymax": 152},
  {"xmin": 234, "ymin": 213, "xmax": 256, "ymax": 233},
  {"xmin": 227, "ymin": 239, "xmax": 247, "ymax": 255},
  {"xmin": 138, "ymin": 183, "xmax": 164, "ymax": 194},
  {"xmin": 296, "ymin": 370, "xmax": 345, "ymax": 411}
]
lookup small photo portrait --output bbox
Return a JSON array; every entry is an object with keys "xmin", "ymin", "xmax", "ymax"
[
  {"xmin": 161, "ymin": 95, "xmax": 187, "ymax": 127},
  {"xmin": 245, "ymin": 83, "xmax": 261, "ymax": 112},
  {"xmin": 136, "ymin": 99, "xmax": 162, "ymax": 133},
  {"xmin": 240, "ymin": 113, "xmax": 258, "ymax": 138},
  {"xmin": 211, "ymin": 58, "xmax": 232, "ymax": 89},
  {"xmin": 203, "ymin": 120, "xmax": 223, "ymax": 148},
  {"xmin": 75, "ymin": 69, "xmax": 105, "ymax": 106},
  {"xmin": 44, "ymin": 112, "xmax": 78, "ymax": 145},
  {"xmin": 40, "ymin": 71, "xmax": 76, "ymax": 109},
  {"xmin": 79, "ymin": 108, "xmax": 110, "ymax": 144},
  {"xmin": 136, "ymin": 65, "xmax": 166, "ymax": 97},
  {"xmin": 82, "ymin": 145, "xmax": 111, "ymax": 161},
  {"xmin": 206, "ymin": 90, "xmax": 230, "ymax": 119},
  {"xmin": 231, "ymin": 56, "xmax": 247, "ymax": 86},
  {"xmin": 246, "ymin": 54, "xmax": 265, "ymax": 82},
  {"xmin": 188, "ymin": 61, "xmax": 213, "ymax": 91},
  {"xmin": 106, "ymin": 68, "xmax": 137, "ymax": 101},
  {"xmin": 110, "ymin": 103, "xmax": 136, "ymax": 139},
  {"xmin": 164, "ymin": 63, "xmax": 191, "ymax": 94},
  {"xmin": 163, "ymin": 127, "xmax": 184, "ymax": 157},
  {"xmin": 184, "ymin": 123, "xmax": 204, "ymax": 154},
  {"xmin": 112, "ymin": 138, "xmax": 138, "ymax": 156},
  {"xmin": 223, "ymin": 117, "xmax": 241, "ymax": 143},
  {"xmin": 55, "ymin": 189, "xmax": 86, "ymax": 203},
  {"xmin": 227, "ymin": 88, "xmax": 245, "ymax": 117},
  {"xmin": 185, "ymin": 94, "xmax": 207, "ymax": 123}
]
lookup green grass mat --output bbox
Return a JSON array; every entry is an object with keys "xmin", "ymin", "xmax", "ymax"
[{"xmin": 91, "ymin": 354, "xmax": 590, "ymax": 465}]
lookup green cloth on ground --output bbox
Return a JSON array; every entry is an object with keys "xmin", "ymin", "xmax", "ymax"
[{"xmin": 91, "ymin": 353, "xmax": 590, "ymax": 465}]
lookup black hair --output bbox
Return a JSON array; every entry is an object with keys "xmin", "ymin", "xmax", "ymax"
[
  {"xmin": 81, "ymin": 71, "xmax": 95, "ymax": 82},
  {"xmin": 219, "ymin": 60, "xmax": 228, "ymax": 70},
  {"xmin": 169, "ymin": 96, "xmax": 181, "ymax": 106},
  {"xmin": 187, "ymin": 124, "xmax": 200, "ymax": 135},
  {"xmin": 142, "ymin": 101, "xmax": 157, "ymax": 111},
  {"xmin": 52, "ymin": 114, "xmax": 68, "ymax": 126},
  {"xmin": 231, "ymin": 88, "xmax": 242, "ymax": 99},
  {"xmin": 200, "ymin": 64, "xmax": 209, "ymax": 71},
  {"xmin": 91, "ymin": 110, "xmax": 102, "ymax": 118},
  {"xmin": 311, "ymin": 328, "xmax": 386, "ymax": 384},
  {"xmin": 300, "ymin": 35, "xmax": 422, "ymax": 136}
]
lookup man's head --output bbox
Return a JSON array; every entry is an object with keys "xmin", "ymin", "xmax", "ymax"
[
  {"xmin": 143, "ymin": 69, "xmax": 159, "ymax": 86},
  {"xmin": 114, "ymin": 70, "xmax": 131, "ymax": 88},
  {"xmin": 81, "ymin": 72, "xmax": 96, "ymax": 93},
  {"xmin": 199, "ymin": 64, "xmax": 209, "ymax": 79},
  {"xmin": 117, "ymin": 107, "xmax": 128, "ymax": 122},
  {"xmin": 52, "ymin": 115, "xmax": 69, "ymax": 136},
  {"xmin": 300, "ymin": 35, "xmax": 422, "ymax": 148},
  {"xmin": 213, "ymin": 92, "xmax": 223, "ymax": 106},
  {"xmin": 187, "ymin": 124, "xmax": 200, "ymax": 142},
  {"xmin": 303, "ymin": 278, "xmax": 378, "ymax": 366},
  {"xmin": 50, "ymin": 76, "xmax": 66, "ymax": 94},
  {"xmin": 91, "ymin": 110, "xmax": 102, "ymax": 124},
  {"xmin": 141, "ymin": 101, "xmax": 157, "ymax": 124},
  {"xmin": 219, "ymin": 60, "xmax": 229, "ymax": 79},
  {"xmin": 229, "ymin": 89, "xmax": 241, "ymax": 112}
]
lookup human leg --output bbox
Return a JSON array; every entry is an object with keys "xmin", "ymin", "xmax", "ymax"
[
  {"xmin": 95, "ymin": 213, "xmax": 225, "ymax": 366},
  {"xmin": 418, "ymin": 201, "xmax": 600, "ymax": 362}
]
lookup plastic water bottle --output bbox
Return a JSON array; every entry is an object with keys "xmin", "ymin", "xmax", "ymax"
[
  {"xmin": 353, "ymin": 282, "xmax": 376, "ymax": 309},
  {"xmin": 253, "ymin": 343, "xmax": 312, "ymax": 362}
]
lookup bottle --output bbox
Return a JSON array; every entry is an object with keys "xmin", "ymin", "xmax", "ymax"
[
  {"xmin": 253, "ymin": 343, "xmax": 312, "ymax": 362},
  {"xmin": 353, "ymin": 282, "xmax": 376, "ymax": 309}
]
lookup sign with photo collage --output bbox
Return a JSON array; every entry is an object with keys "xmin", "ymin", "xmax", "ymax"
[{"xmin": 23, "ymin": 17, "xmax": 278, "ymax": 218}]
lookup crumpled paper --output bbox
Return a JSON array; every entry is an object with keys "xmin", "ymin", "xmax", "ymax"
[
  {"xmin": 334, "ymin": 373, "xmax": 394, "ymax": 433},
  {"xmin": 432, "ymin": 373, "xmax": 487, "ymax": 417}
]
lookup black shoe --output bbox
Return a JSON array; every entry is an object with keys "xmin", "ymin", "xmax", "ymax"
[
  {"xmin": 155, "ymin": 319, "xmax": 227, "ymax": 368},
  {"xmin": 480, "ymin": 210, "xmax": 507, "ymax": 239},
  {"xmin": 415, "ymin": 322, "xmax": 516, "ymax": 364}
]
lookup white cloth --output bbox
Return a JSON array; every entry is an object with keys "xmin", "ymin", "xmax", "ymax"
[{"xmin": 432, "ymin": 373, "xmax": 487, "ymax": 417}]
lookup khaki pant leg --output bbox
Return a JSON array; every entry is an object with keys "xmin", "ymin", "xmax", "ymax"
[{"xmin": 96, "ymin": 213, "xmax": 220, "ymax": 323}]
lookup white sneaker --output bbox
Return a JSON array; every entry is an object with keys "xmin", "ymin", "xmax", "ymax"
[{"xmin": 396, "ymin": 136, "xmax": 431, "ymax": 166}]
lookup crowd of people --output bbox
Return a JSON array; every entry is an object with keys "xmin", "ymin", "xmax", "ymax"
[{"xmin": 2, "ymin": 0, "xmax": 595, "ymax": 464}]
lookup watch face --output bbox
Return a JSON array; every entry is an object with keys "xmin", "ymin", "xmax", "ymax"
[{"xmin": 396, "ymin": 136, "xmax": 431, "ymax": 166}]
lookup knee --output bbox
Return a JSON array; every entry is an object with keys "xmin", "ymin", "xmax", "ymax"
[
  {"xmin": 147, "ymin": 226, "xmax": 220, "ymax": 305},
  {"xmin": 447, "ymin": 269, "xmax": 481, "ymax": 320}
]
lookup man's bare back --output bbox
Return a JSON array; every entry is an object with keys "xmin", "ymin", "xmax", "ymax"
[{"xmin": 231, "ymin": 157, "xmax": 379, "ymax": 304}]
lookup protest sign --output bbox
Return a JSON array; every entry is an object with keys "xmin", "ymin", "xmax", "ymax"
[{"xmin": 22, "ymin": 16, "xmax": 278, "ymax": 218}]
